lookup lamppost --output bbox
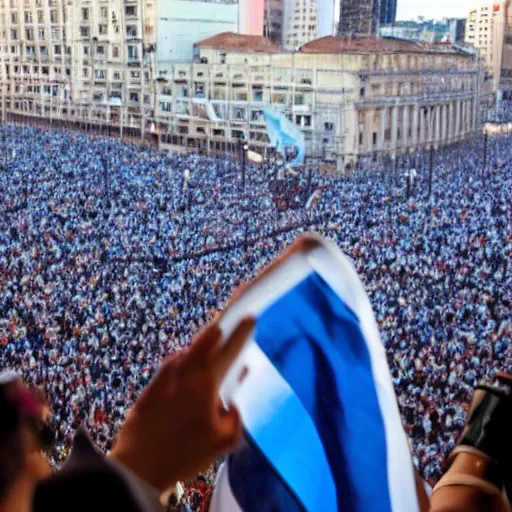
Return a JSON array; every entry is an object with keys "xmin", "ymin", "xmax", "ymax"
[
  {"xmin": 427, "ymin": 106, "xmax": 436, "ymax": 199},
  {"xmin": 483, "ymin": 128, "xmax": 488, "ymax": 179},
  {"xmin": 239, "ymin": 138, "xmax": 248, "ymax": 191}
]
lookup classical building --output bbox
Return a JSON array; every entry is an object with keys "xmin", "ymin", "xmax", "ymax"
[{"xmin": 155, "ymin": 33, "xmax": 484, "ymax": 171}]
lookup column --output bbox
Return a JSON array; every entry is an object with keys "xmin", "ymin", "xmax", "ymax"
[
  {"xmin": 412, "ymin": 104, "xmax": 419, "ymax": 148},
  {"xmin": 391, "ymin": 105, "xmax": 399, "ymax": 153},
  {"xmin": 419, "ymin": 107, "xmax": 426, "ymax": 147},
  {"xmin": 465, "ymin": 101, "xmax": 471, "ymax": 134},
  {"xmin": 455, "ymin": 100, "xmax": 461, "ymax": 140},
  {"xmin": 402, "ymin": 105, "xmax": 409, "ymax": 149},
  {"xmin": 449, "ymin": 102, "xmax": 455, "ymax": 141},
  {"xmin": 378, "ymin": 107, "xmax": 387, "ymax": 152},
  {"xmin": 365, "ymin": 109, "xmax": 373, "ymax": 153},
  {"xmin": 435, "ymin": 105, "xmax": 441, "ymax": 146},
  {"xmin": 442, "ymin": 104, "xmax": 448, "ymax": 142}
]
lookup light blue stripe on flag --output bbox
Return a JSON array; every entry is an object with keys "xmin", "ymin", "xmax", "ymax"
[{"xmin": 228, "ymin": 271, "xmax": 393, "ymax": 512}]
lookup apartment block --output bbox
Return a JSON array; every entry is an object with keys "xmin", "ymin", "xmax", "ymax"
[{"xmin": 0, "ymin": 0, "xmax": 156, "ymax": 135}]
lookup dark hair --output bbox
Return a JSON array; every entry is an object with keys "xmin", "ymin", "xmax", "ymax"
[{"xmin": 0, "ymin": 385, "xmax": 25, "ymax": 502}]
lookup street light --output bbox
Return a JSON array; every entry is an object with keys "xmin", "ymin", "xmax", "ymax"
[
  {"xmin": 239, "ymin": 139, "xmax": 249, "ymax": 191},
  {"xmin": 483, "ymin": 128, "xmax": 488, "ymax": 179}
]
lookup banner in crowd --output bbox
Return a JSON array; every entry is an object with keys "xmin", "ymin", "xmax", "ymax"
[
  {"xmin": 211, "ymin": 236, "xmax": 419, "ymax": 512},
  {"xmin": 264, "ymin": 108, "xmax": 306, "ymax": 167}
]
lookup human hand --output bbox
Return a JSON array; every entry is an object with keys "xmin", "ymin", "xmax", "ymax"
[{"xmin": 110, "ymin": 317, "xmax": 254, "ymax": 492}]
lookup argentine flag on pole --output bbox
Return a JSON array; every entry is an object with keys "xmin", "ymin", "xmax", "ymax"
[
  {"xmin": 212, "ymin": 235, "xmax": 419, "ymax": 512},
  {"xmin": 264, "ymin": 108, "xmax": 306, "ymax": 167}
]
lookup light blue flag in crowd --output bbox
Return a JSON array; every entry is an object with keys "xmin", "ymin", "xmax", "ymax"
[
  {"xmin": 211, "ymin": 235, "xmax": 419, "ymax": 512},
  {"xmin": 264, "ymin": 108, "xmax": 306, "ymax": 167}
]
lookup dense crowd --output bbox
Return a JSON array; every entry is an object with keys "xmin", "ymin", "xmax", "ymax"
[{"xmin": 0, "ymin": 123, "xmax": 511, "ymax": 507}]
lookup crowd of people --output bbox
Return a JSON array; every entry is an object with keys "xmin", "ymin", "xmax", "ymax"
[{"xmin": 0, "ymin": 122, "xmax": 511, "ymax": 508}]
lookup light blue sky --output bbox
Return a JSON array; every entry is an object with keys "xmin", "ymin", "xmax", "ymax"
[{"xmin": 397, "ymin": 0, "xmax": 481, "ymax": 20}]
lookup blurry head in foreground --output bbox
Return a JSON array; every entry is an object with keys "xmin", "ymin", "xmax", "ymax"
[{"xmin": 0, "ymin": 371, "xmax": 53, "ymax": 512}]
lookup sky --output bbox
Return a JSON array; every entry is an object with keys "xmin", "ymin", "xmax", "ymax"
[{"xmin": 396, "ymin": 0, "xmax": 483, "ymax": 20}]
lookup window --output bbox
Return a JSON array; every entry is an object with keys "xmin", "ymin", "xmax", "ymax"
[
  {"xmin": 38, "ymin": 28, "xmax": 45, "ymax": 39},
  {"xmin": 95, "ymin": 69, "xmax": 106, "ymax": 79},
  {"xmin": 160, "ymin": 102, "xmax": 172, "ymax": 112},
  {"xmin": 54, "ymin": 45, "xmax": 62, "ymax": 55},
  {"xmin": 82, "ymin": 8, "xmax": 89, "ymax": 21},
  {"xmin": 128, "ymin": 45, "xmax": 139, "ymax": 60},
  {"xmin": 113, "ymin": 71, "xmax": 121, "ymax": 80},
  {"xmin": 100, "ymin": 7, "xmax": 108, "ymax": 19},
  {"xmin": 324, "ymin": 122, "xmax": 334, "ymax": 132},
  {"xmin": 83, "ymin": 45, "xmax": 89, "ymax": 56},
  {"xmin": 25, "ymin": 12, "xmax": 32, "ymax": 23},
  {"xmin": 220, "ymin": 53, "xmax": 227, "ymax": 64},
  {"xmin": 99, "ymin": 25, "xmax": 108, "ymax": 35},
  {"xmin": 11, "ymin": 12, "xmax": 17, "ymax": 23},
  {"xmin": 127, "ymin": 26, "xmax": 137, "ymax": 37},
  {"xmin": 129, "ymin": 92, "xmax": 139, "ymax": 103},
  {"xmin": 125, "ymin": 6, "xmax": 136, "ymax": 16},
  {"xmin": 10, "ymin": 29, "xmax": 18, "ymax": 40},
  {"xmin": 96, "ymin": 45, "xmax": 105, "ymax": 55},
  {"xmin": 112, "ymin": 46, "xmax": 119, "ymax": 58},
  {"xmin": 80, "ymin": 26, "xmax": 90, "ymax": 37},
  {"xmin": 252, "ymin": 87, "xmax": 263, "ymax": 101},
  {"xmin": 37, "ymin": 11, "xmax": 44, "ymax": 23},
  {"xmin": 82, "ymin": 68, "xmax": 88, "ymax": 77}
]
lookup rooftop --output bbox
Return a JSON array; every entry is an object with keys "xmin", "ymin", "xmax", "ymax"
[
  {"xmin": 196, "ymin": 32, "xmax": 281, "ymax": 54},
  {"xmin": 299, "ymin": 36, "xmax": 471, "ymax": 56}
]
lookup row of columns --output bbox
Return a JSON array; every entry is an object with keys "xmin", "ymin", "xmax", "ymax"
[{"xmin": 365, "ymin": 99, "xmax": 473, "ymax": 154}]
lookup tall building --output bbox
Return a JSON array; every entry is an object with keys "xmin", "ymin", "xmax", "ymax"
[
  {"xmin": 156, "ymin": 0, "xmax": 240, "ymax": 72},
  {"xmin": 499, "ymin": 0, "xmax": 512, "ymax": 98},
  {"xmin": 0, "ymin": 0, "xmax": 70, "ymax": 123},
  {"xmin": 379, "ymin": 0, "xmax": 397, "ymax": 26},
  {"xmin": 465, "ymin": 2, "xmax": 506, "ymax": 86},
  {"xmin": 0, "ymin": 0, "xmax": 156, "ymax": 136},
  {"xmin": 264, "ymin": 0, "xmax": 284, "ymax": 44},
  {"xmin": 447, "ymin": 19, "xmax": 466, "ymax": 44},
  {"xmin": 238, "ymin": 0, "xmax": 265, "ymax": 35},
  {"xmin": 339, "ymin": 0, "xmax": 380, "ymax": 37},
  {"xmin": 264, "ymin": 0, "xmax": 336, "ymax": 50}
]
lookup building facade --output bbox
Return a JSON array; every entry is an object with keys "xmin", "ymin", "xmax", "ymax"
[
  {"xmin": 263, "ymin": 0, "xmax": 336, "ymax": 51},
  {"xmin": 0, "ymin": 0, "xmax": 156, "ymax": 136},
  {"xmin": 379, "ymin": 0, "xmax": 397, "ymax": 27},
  {"xmin": 156, "ymin": 34, "xmax": 484, "ymax": 171},
  {"xmin": 465, "ymin": 2, "xmax": 504, "ymax": 80},
  {"xmin": 448, "ymin": 18, "xmax": 466, "ymax": 44},
  {"xmin": 499, "ymin": 0, "xmax": 512, "ymax": 98},
  {"xmin": 156, "ymin": 0, "xmax": 239, "ymax": 72},
  {"xmin": 339, "ymin": 0, "xmax": 380, "ymax": 37}
]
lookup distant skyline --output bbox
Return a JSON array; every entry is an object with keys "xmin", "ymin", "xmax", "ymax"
[{"xmin": 397, "ymin": 0, "xmax": 483, "ymax": 20}]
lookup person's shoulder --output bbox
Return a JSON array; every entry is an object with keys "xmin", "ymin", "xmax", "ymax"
[{"xmin": 34, "ymin": 429, "xmax": 164, "ymax": 512}]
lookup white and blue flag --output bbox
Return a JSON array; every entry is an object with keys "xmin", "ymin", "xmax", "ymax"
[
  {"xmin": 264, "ymin": 108, "xmax": 306, "ymax": 167},
  {"xmin": 213, "ymin": 236, "xmax": 419, "ymax": 512}
]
